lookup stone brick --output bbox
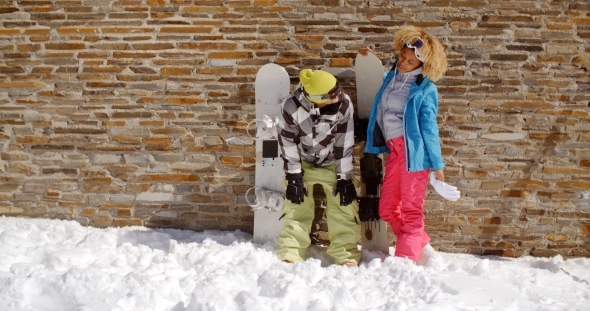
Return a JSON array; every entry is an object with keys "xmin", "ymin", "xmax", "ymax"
[
  {"xmin": 183, "ymin": 6, "xmax": 229, "ymax": 13},
  {"xmin": 112, "ymin": 112, "xmax": 153, "ymax": 118},
  {"xmin": 112, "ymin": 218, "xmax": 143, "ymax": 227},
  {"xmin": 463, "ymin": 169, "xmax": 488, "ymax": 178},
  {"xmin": 220, "ymin": 156, "xmax": 242, "ymax": 165},
  {"xmin": 509, "ymin": 179, "xmax": 550, "ymax": 189},
  {"xmin": 103, "ymin": 27, "xmax": 156, "ymax": 34},
  {"xmin": 42, "ymin": 168, "xmax": 78, "ymax": 175},
  {"xmin": 482, "ymin": 240, "xmax": 516, "ymax": 248},
  {"xmin": 132, "ymin": 43, "xmax": 175, "ymax": 50},
  {"xmin": 161, "ymin": 67, "xmax": 192, "ymax": 76},
  {"xmin": 547, "ymin": 234, "xmax": 570, "ymax": 242},
  {"xmin": 1, "ymin": 153, "xmax": 30, "ymax": 161},
  {"xmin": 117, "ymin": 209, "xmax": 133, "ymax": 217},
  {"xmin": 167, "ymin": 97, "xmax": 205, "ymax": 104},
  {"xmin": 44, "ymin": 43, "xmax": 86, "ymax": 50},
  {"xmin": 482, "ymin": 249, "xmax": 525, "ymax": 257},
  {"xmin": 480, "ymin": 181, "xmax": 505, "ymax": 190},
  {"xmin": 573, "ymin": 149, "xmax": 590, "ymax": 158},
  {"xmin": 112, "ymin": 135, "xmax": 142, "ymax": 144},
  {"xmin": 484, "ymin": 217, "xmax": 502, "ymax": 225},
  {"xmin": 460, "ymin": 226, "xmax": 522, "ymax": 235},
  {"xmin": 0, "ymin": 7, "xmax": 19, "ymax": 14},
  {"xmin": 542, "ymin": 166, "xmax": 587, "ymax": 175},
  {"xmin": 79, "ymin": 208, "xmax": 97, "ymax": 217},
  {"xmin": 0, "ymin": 81, "xmax": 45, "ymax": 88},
  {"xmin": 0, "ymin": 207, "xmax": 24, "ymax": 214},
  {"xmin": 138, "ymin": 174, "xmax": 196, "ymax": 182},
  {"xmin": 501, "ymin": 190, "xmax": 530, "ymax": 198},
  {"xmin": 555, "ymin": 180, "xmax": 590, "ymax": 190},
  {"xmin": 57, "ymin": 27, "xmax": 99, "ymax": 34},
  {"xmin": 161, "ymin": 27, "xmax": 214, "ymax": 34}
]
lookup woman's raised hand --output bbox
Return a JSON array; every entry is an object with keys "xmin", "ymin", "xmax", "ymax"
[{"xmin": 358, "ymin": 47, "xmax": 372, "ymax": 56}]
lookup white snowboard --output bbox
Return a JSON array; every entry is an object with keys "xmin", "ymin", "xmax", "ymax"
[
  {"xmin": 355, "ymin": 52, "xmax": 390, "ymax": 256},
  {"xmin": 251, "ymin": 64, "xmax": 290, "ymax": 244}
]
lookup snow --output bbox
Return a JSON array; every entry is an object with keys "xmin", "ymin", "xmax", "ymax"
[{"xmin": 0, "ymin": 217, "xmax": 588, "ymax": 311}]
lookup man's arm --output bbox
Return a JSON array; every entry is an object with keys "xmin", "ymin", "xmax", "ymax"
[
  {"xmin": 277, "ymin": 96, "xmax": 303, "ymax": 174},
  {"xmin": 333, "ymin": 95, "xmax": 355, "ymax": 180}
]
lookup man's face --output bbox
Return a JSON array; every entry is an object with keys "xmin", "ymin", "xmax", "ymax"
[{"xmin": 314, "ymin": 97, "xmax": 340, "ymax": 108}]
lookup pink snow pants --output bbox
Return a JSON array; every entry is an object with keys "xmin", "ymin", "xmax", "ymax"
[{"xmin": 379, "ymin": 136, "xmax": 430, "ymax": 261}]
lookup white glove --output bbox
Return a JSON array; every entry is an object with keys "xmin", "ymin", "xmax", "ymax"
[{"xmin": 429, "ymin": 171, "xmax": 461, "ymax": 201}]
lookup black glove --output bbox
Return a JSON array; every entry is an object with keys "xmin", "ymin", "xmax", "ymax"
[
  {"xmin": 332, "ymin": 179, "xmax": 357, "ymax": 206},
  {"xmin": 285, "ymin": 173, "xmax": 308, "ymax": 204}
]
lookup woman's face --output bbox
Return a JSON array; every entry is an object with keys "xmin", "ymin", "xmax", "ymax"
[{"xmin": 397, "ymin": 47, "xmax": 422, "ymax": 73}]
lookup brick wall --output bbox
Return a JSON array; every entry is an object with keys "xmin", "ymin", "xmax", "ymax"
[{"xmin": 0, "ymin": 0, "xmax": 588, "ymax": 258}]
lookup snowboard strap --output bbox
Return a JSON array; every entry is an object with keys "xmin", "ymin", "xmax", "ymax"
[
  {"xmin": 358, "ymin": 197, "xmax": 380, "ymax": 222},
  {"xmin": 358, "ymin": 153, "xmax": 383, "ymax": 222},
  {"xmin": 245, "ymin": 186, "xmax": 284, "ymax": 213},
  {"xmin": 246, "ymin": 115, "xmax": 279, "ymax": 140}
]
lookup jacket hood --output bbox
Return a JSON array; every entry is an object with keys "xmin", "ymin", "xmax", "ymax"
[{"xmin": 393, "ymin": 26, "xmax": 448, "ymax": 82}]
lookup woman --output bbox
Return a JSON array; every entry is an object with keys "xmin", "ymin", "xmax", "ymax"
[{"xmin": 359, "ymin": 25, "xmax": 448, "ymax": 264}]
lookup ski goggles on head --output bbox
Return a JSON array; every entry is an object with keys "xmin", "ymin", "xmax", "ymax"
[
  {"xmin": 303, "ymin": 81, "xmax": 342, "ymax": 102},
  {"xmin": 405, "ymin": 38, "xmax": 425, "ymax": 62}
]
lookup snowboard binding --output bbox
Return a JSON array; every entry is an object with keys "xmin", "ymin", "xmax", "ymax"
[
  {"xmin": 359, "ymin": 152, "xmax": 383, "ymax": 222},
  {"xmin": 358, "ymin": 197, "xmax": 380, "ymax": 222},
  {"xmin": 358, "ymin": 153, "xmax": 384, "ymax": 242},
  {"xmin": 245, "ymin": 186, "xmax": 284, "ymax": 213},
  {"xmin": 354, "ymin": 116, "xmax": 368, "ymax": 143},
  {"xmin": 246, "ymin": 115, "xmax": 279, "ymax": 140}
]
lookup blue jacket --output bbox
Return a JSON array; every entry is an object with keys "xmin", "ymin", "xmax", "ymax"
[{"xmin": 364, "ymin": 67, "xmax": 445, "ymax": 172}]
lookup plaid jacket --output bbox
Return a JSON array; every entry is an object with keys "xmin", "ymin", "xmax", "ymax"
[{"xmin": 277, "ymin": 86, "xmax": 355, "ymax": 180}]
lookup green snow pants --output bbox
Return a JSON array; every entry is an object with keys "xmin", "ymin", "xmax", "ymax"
[{"xmin": 276, "ymin": 161, "xmax": 361, "ymax": 265}]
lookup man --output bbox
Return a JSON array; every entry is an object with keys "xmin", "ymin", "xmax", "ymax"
[{"xmin": 276, "ymin": 69, "xmax": 360, "ymax": 267}]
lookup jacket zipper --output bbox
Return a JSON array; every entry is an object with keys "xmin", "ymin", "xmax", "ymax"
[
  {"xmin": 403, "ymin": 88, "xmax": 419, "ymax": 173},
  {"xmin": 403, "ymin": 103, "xmax": 411, "ymax": 172}
]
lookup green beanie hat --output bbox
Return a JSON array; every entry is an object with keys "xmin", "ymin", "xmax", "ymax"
[{"xmin": 299, "ymin": 69, "xmax": 338, "ymax": 104}]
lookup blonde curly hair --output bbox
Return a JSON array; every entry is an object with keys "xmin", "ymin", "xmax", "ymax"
[{"xmin": 393, "ymin": 26, "xmax": 448, "ymax": 82}]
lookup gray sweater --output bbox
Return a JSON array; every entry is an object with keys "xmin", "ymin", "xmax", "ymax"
[{"xmin": 377, "ymin": 66, "xmax": 423, "ymax": 142}]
